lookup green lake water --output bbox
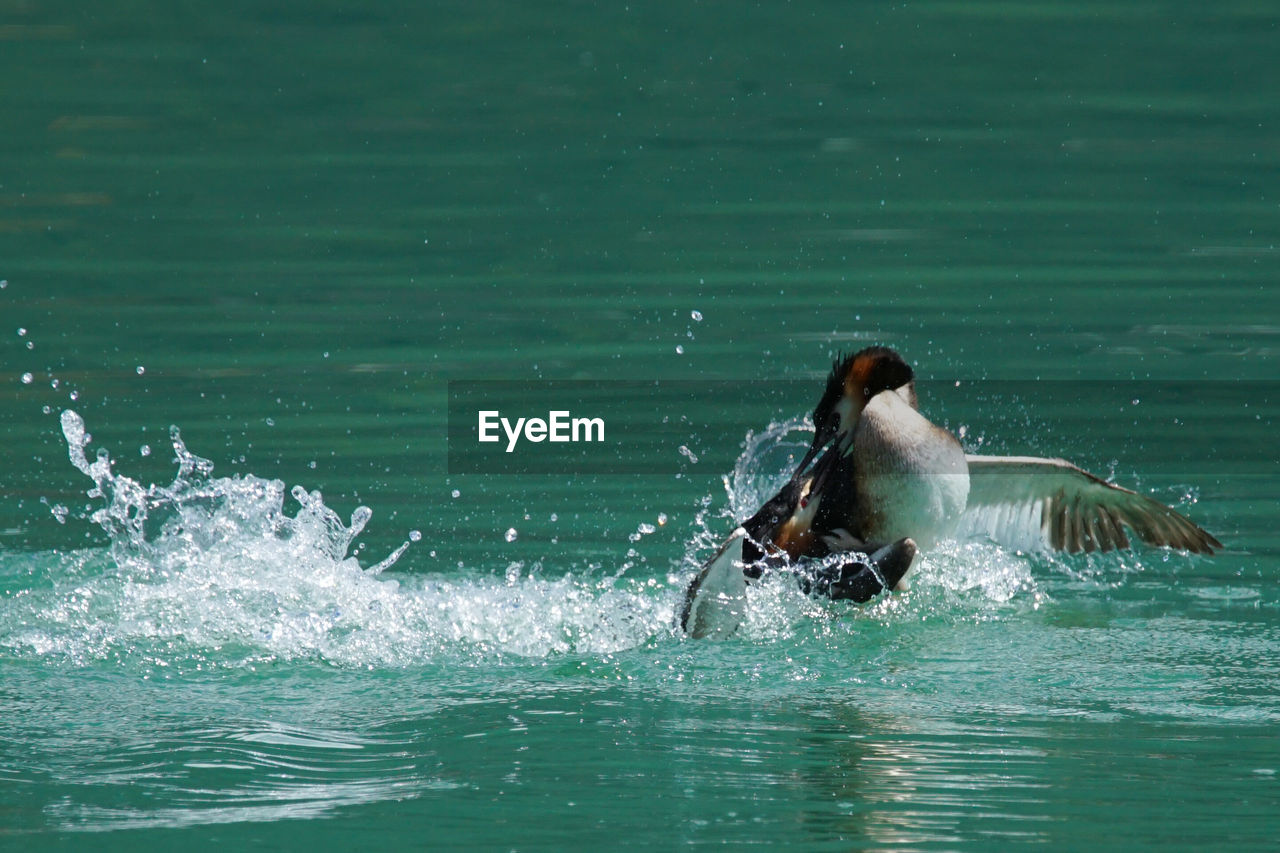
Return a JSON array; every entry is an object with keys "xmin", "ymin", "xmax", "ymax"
[{"xmin": 2, "ymin": 2, "xmax": 1278, "ymax": 849}]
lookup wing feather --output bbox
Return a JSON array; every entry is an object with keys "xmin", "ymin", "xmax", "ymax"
[
  {"xmin": 1100, "ymin": 506, "xmax": 1129, "ymax": 550},
  {"xmin": 958, "ymin": 455, "xmax": 1221, "ymax": 555}
]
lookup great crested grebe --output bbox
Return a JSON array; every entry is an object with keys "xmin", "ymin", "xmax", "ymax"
[{"xmin": 680, "ymin": 347, "xmax": 1220, "ymax": 638}]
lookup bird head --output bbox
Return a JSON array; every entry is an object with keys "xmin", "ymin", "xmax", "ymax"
[{"xmin": 792, "ymin": 346, "xmax": 916, "ymax": 479}]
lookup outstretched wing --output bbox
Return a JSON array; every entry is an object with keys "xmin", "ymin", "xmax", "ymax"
[{"xmin": 957, "ymin": 455, "xmax": 1221, "ymax": 555}]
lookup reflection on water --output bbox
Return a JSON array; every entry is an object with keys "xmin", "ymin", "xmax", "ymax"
[
  {"xmin": 45, "ymin": 720, "xmax": 451, "ymax": 832},
  {"xmin": 8, "ymin": 660, "xmax": 1278, "ymax": 843}
]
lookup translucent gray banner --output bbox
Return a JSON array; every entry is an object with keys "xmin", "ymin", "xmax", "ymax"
[{"xmin": 447, "ymin": 380, "xmax": 1278, "ymax": 476}]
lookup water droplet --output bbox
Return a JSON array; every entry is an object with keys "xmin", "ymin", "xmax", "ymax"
[
  {"xmin": 136, "ymin": 365, "xmax": 146, "ymax": 375},
  {"xmin": 408, "ymin": 529, "xmax": 422, "ymax": 542},
  {"xmin": 678, "ymin": 445, "xmax": 698, "ymax": 464},
  {"xmin": 504, "ymin": 527, "xmax": 518, "ymax": 542},
  {"xmin": 451, "ymin": 489, "xmax": 461, "ymax": 499},
  {"xmin": 16, "ymin": 327, "xmax": 26, "ymax": 336},
  {"xmin": 20, "ymin": 372, "xmax": 32, "ymax": 384},
  {"xmin": 140, "ymin": 444, "xmax": 152, "ymax": 457},
  {"xmin": 690, "ymin": 310, "xmax": 703, "ymax": 322},
  {"xmin": 265, "ymin": 418, "xmax": 275, "ymax": 427},
  {"xmin": 49, "ymin": 504, "xmax": 68, "ymax": 524},
  {"xmin": 657, "ymin": 512, "xmax": 668, "ymax": 525},
  {"xmin": 675, "ymin": 345, "xmax": 684, "ymax": 354},
  {"xmin": 629, "ymin": 521, "xmax": 657, "ymax": 542},
  {"xmin": 308, "ymin": 460, "xmax": 317, "ymax": 469},
  {"xmin": 69, "ymin": 390, "xmax": 79, "ymax": 401},
  {"xmin": 549, "ymin": 512, "xmax": 558, "ymax": 522},
  {"xmin": 25, "ymin": 341, "xmax": 32, "ymax": 350}
]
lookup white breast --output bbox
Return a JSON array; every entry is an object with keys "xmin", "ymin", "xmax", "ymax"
[{"xmin": 852, "ymin": 390, "xmax": 969, "ymax": 548}]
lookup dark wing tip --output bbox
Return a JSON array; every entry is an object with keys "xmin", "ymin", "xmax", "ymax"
[
  {"xmin": 1043, "ymin": 489, "xmax": 1221, "ymax": 556},
  {"xmin": 1181, "ymin": 525, "xmax": 1223, "ymax": 556},
  {"xmin": 1116, "ymin": 495, "xmax": 1222, "ymax": 556}
]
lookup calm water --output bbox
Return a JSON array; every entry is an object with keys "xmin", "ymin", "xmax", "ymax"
[{"xmin": 2, "ymin": 2, "xmax": 1278, "ymax": 850}]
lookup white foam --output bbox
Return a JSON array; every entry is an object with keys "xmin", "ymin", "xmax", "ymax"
[
  {"xmin": 0, "ymin": 411, "xmax": 1053, "ymax": 669},
  {"xmin": 0, "ymin": 411, "xmax": 681, "ymax": 668}
]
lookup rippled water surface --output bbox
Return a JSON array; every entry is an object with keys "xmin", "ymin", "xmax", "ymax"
[{"xmin": 2, "ymin": 2, "xmax": 1278, "ymax": 850}]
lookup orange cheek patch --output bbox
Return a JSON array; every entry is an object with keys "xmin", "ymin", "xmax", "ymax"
[{"xmin": 846, "ymin": 353, "xmax": 877, "ymax": 403}]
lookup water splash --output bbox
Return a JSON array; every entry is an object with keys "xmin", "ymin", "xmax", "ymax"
[
  {"xmin": 725, "ymin": 414, "xmax": 814, "ymax": 521},
  {"xmin": 4, "ymin": 411, "xmax": 434, "ymax": 666},
  {"xmin": 0, "ymin": 411, "xmax": 1057, "ymax": 670},
  {"xmin": 687, "ymin": 415, "xmax": 1047, "ymax": 639},
  {"xmin": 59, "ymin": 409, "xmax": 386, "ymax": 569},
  {"xmin": 0, "ymin": 411, "xmax": 678, "ymax": 668}
]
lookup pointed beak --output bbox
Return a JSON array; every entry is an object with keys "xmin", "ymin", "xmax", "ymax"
[
  {"xmin": 790, "ymin": 423, "xmax": 835, "ymax": 484},
  {"xmin": 809, "ymin": 443, "xmax": 839, "ymax": 496}
]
